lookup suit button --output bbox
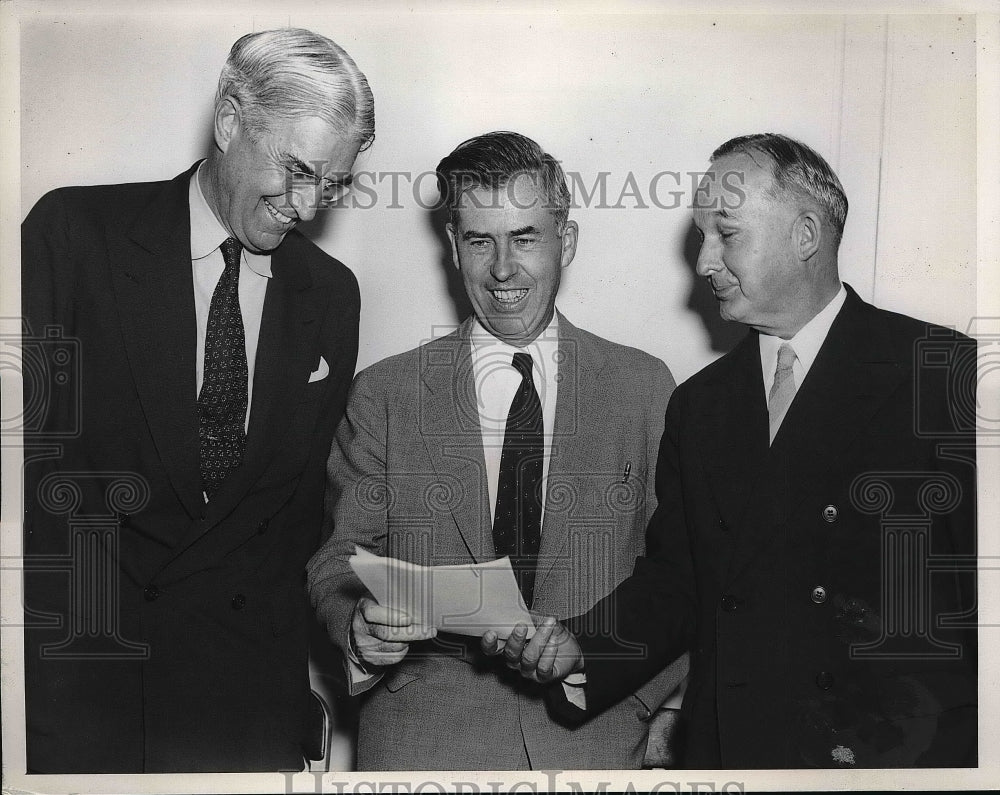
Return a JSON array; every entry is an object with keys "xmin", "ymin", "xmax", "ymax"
[
  {"xmin": 822, "ymin": 505, "xmax": 838, "ymax": 523},
  {"xmin": 257, "ymin": 519, "xmax": 269, "ymax": 535},
  {"xmin": 721, "ymin": 594, "xmax": 738, "ymax": 612},
  {"xmin": 231, "ymin": 594, "xmax": 247, "ymax": 610},
  {"xmin": 816, "ymin": 671, "xmax": 835, "ymax": 690},
  {"xmin": 116, "ymin": 512, "xmax": 131, "ymax": 528},
  {"xmin": 143, "ymin": 585, "xmax": 160, "ymax": 602},
  {"xmin": 811, "ymin": 586, "xmax": 827, "ymax": 604}
]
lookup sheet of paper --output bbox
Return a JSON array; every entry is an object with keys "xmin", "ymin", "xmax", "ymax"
[{"xmin": 349, "ymin": 547, "xmax": 535, "ymax": 638}]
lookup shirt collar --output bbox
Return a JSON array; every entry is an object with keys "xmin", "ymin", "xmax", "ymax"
[
  {"xmin": 470, "ymin": 311, "xmax": 560, "ymax": 375},
  {"xmin": 189, "ymin": 162, "xmax": 272, "ymax": 278},
  {"xmin": 759, "ymin": 283, "xmax": 848, "ymax": 379}
]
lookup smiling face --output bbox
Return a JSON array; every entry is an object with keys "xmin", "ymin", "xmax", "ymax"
[
  {"xmin": 447, "ymin": 175, "xmax": 577, "ymax": 347},
  {"xmin": 692, "ymin": 152, "xmax": 817, "ymax": 337},
  {"xmin": 203, "ymin": 99, "xmax": 362, "ymax": 254}
]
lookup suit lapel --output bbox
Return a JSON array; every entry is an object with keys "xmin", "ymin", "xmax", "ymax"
[
  {"xmin": 700, "ymin": 331, "xmax": 770, "ymax": 538},
  {"xmin": 164, "ymin": 234, "xmax": 329, "ymax": 566},
  {"xmin": 202, "ymin": 239, "xmax": 326, "ymax": 522},
  {"xmin": 418, "ymin": 319, "xmax": 493, "ymax": 562},
  {"xmin": 110, "ymin": 165, "xmax": 203, "ymax": 519},
  {"xmin": 725, "ymin": 288, "xmax": 908, "ymax": 582},
  {"xmin": 534, "ymin": 313, "xmax": 602, "ymax": 593}
]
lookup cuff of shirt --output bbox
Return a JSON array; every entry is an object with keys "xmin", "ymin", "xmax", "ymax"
[
  {"xmin": 345, "ymin": 626, "xmax": 383, "ymax": 695},
  {"xmin": 561, "ymin": 672, "xmax": 587, "ymax": 710}
]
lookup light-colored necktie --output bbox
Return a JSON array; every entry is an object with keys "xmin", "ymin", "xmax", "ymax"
[{"xmin": 768, "ymin": 343, "xmax": 798, "ymax": 444}]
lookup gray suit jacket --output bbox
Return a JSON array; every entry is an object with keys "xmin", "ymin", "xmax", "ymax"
[{"xmin": 308, "ymin": 312, "xmax": 688, "ymax": 770}]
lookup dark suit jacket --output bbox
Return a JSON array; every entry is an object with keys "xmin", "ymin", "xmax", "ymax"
[
  {"xmin": 21, "ymin": 164, "xmax": 360, "ymax": 772},
  {"xmin": 557, "ymin": 286, "xmax": 977, "ymax": 768}
]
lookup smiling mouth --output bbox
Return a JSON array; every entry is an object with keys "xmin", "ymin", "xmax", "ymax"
[
  {"xmin": 491, "ymin": 288, "xmax": 529, "ymax": 305},
  {"xmin": 710, "ymin": 281, "xmax": 737, "ymax": 299},
  {"xmin": 264, "ymin": 198, "xmax": 294, "ymax": 225}
]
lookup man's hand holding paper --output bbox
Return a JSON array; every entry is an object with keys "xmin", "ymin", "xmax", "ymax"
[
  {"xmin": 348, "ymin": 546, "xmax": 536, "ymax": 641},
  {"xmin": 351, "ymin": 596, "xmax": 437, "ymax": 668}
]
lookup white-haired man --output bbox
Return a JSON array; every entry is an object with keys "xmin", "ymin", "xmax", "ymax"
[{"xmin": 21, "ymin": 28, "xmax": 373, "ymax": 772}]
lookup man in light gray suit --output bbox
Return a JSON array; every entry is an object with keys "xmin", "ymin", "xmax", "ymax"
[{"xmin": 307, "ymin": 132, "xmax": 687, "ymax": 770}]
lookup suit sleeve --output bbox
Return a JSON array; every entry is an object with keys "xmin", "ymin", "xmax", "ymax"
[
  {"xmin": 22, "ymin": 190, "xmax": 80, "ymax": 358},
  {"xmin": 630, "ymin": 358, "xmax": 691, "ymax": 715},
  {"xmin": 306, "ymin": 365, "xmax": 391, "ymax": 692},
  {"xmin": 552, "ymin": 382, "xmax": 698, "ymax": 723},
  {"xmin": 21, "ymin": 191, "xmax": 76, "ymax": 527}
]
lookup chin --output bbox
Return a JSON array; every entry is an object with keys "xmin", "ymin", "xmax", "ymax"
[{"xmin": 718, "ymin": 301, "xmax": 746, "ymax": 325}]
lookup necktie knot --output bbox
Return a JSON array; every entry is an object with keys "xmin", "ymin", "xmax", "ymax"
[
  {"xmin": 220, "ymin": 237, "xmax": 242, "ymax": 272},
  {"xmin": 512, "ymin": 351, "xmax": 534, "ymax": 381},
  {"xmin": 775, "ymin": 342, "xmax": 797, "ymax": 373}
]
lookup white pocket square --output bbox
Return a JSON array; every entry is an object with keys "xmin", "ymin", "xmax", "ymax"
[{"xmin": 308, "ymin": 355, "xmax": 330, "ymax": 383}]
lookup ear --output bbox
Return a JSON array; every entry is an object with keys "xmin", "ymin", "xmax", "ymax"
[
  {"xmin": 559, "ymin": 219, "xmax": 579, "ymax": 269},
  {"xmin": 445, "ymin": 222, "xmax": 461, "ymax": 270},
  {"xmin": 794, "ymin": 211, "xmax": 822, "ymax": 261},
  {"xmin": 213, "ymin": 96, "xmax": 241, "ymax": 153}
]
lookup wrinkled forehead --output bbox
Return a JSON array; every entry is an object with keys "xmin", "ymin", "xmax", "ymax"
[
  {"xmin": 693, "ymin": 152, "xmax": 775, "ymax": 219},
  {"xmin": 455, "ymin": 172, "xmax": 544, "ymax": 208},
  {"xmin": 453, "ymin": 174, "xmax": 554, "ymax": 228}
]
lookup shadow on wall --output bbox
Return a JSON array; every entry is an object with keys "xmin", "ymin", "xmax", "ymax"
[
  {"xmin": 681, "ymin": 219, "xmax": 746, "ymax": 354},
  {"xmin": 426, "ymin": 203, "xmax": 475, "ymax": 326}
]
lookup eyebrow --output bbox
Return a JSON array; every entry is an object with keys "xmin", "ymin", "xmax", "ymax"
[
  {"xmin": 281, "ymin": 153, "xmax": 353, "ymax": 185},
  {"xmin": 461, "ymin": 225, "xmax": 540, "ymax": 241}
]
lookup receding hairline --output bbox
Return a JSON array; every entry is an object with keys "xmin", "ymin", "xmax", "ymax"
[{"xmin": 708, "ymin": 148, "xmax": 827, "ymax": 218}]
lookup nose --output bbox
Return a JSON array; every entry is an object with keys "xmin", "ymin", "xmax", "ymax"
[
  {"xmin": 287, "ymin": 185, "xmax": 319, "ymax": 223},
  {"xmin": 695, "ymin": 238, "xmax": 721, "ymax": 278},
  {"xmin": 490, "ymin": 243, "xmax": 519, "ymax": 282}
]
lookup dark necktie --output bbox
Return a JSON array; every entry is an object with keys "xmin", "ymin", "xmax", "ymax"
[
  {"xmin": 198, "ymin": 237, "xmax": 248, "ymax": 498},
  {"xmin": 492, "ymin": 352, "xmax": 543, "ymax": 609}
]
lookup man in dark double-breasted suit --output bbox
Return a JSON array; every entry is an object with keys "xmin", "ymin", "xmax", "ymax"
[
  {"xmin": 493, "ymin": 133, "xmax": 977, "ymax": 769},
  {"xmin": 21, "ymin": 28, "xmax": 373, "ymax": 772}
]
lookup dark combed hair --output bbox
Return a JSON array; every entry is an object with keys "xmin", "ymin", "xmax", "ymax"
[
  {"xmin": 435, "ymin": 131, "xmax": 571, "ymax": 229},
  {"xmin": 712, "ymin": 133, "xmax": 848, "ymax": 244}
]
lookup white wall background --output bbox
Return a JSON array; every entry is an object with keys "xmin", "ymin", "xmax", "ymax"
[{"xmin": 14, "ymin": 3, "xmax": 980, "ymax": 772}]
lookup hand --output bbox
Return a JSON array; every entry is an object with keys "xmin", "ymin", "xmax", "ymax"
[
  {"xmin": 351, "ymin": 595, "xmax": 436, "ymax": 668},
  {"xmin": 481, "ymin": 616, "xmax": 584, "ymax": 684}
]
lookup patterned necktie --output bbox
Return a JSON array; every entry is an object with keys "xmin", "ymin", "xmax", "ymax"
[
  {"xmin": 768, "ymin": 342, "xmax": 798, "ymax": 444},
  {"xmin": 492, "ymin": 352, "xmax": 543, "ymax": 609},
  {"xmin": 198, "ymin": 237, "xmax": 248, "ymax": 498}
]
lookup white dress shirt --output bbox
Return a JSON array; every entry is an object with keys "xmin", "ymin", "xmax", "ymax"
[
  {"xmin": 469, "ymin": 314, "xmax": 588, "ymax": 701},
  {"xmin": 470, "ymin": 313, "xmax": 560, "ymax": 523},
  {"xmin": 758, "ymin": 284, "xmax": 848, "ymax": 403},
  {"xmin": 189, "ymin": 162, "xmax": 271, "ymax": 432}
]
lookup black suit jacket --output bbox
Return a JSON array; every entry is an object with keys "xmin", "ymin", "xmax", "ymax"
[
  {"xmin": 21, "ymin": 164, "xmax": 360, "ymax": 772},
  {"xmin": 560, "ymin": 286, "xmax": 977, "ymax": 768}
]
